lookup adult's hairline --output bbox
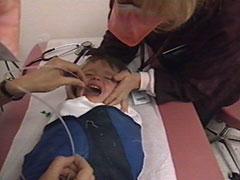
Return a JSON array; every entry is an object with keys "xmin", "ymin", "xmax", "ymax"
[{"xmin": 141, "ymin": 0, "xmax": 208, "ymax": 31}]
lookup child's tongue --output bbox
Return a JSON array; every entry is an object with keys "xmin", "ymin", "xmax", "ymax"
[{"xmin": 83, "ymin": 85, "xmax": 102, "ymax": 96}]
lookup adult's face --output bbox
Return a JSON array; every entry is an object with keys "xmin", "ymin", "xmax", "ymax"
[{"xmin": 108, "ymin": 0, "xmax": 163, "ymax": 47}]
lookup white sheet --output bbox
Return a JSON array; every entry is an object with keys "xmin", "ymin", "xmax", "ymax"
[{"xmin": 0, "ymin": 38, "xmax": 176, "ymax": 180}]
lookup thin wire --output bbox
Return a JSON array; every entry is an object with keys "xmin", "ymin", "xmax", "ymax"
[
  {"xmin": 58, "ymin": 46, "xmax": 80, "ymax": 58},
  {"xmin": 24, "ymin": 45, "xmax": 81, "ymax": 69},
  {"xmin": 73, "ymin": 47, "xmax": 91, "ymax": 65},
  {"xmin": 23, "ymin": 89, "xmax": 76, "ymax": 155},
  {"xmin": 74, "ymin": 49, "xmax": 90, "ymax": 65},
  {"xmin": 3, "ymin": 57, "xmax": 21, "ymax": 81},
  {"xmin": 24, "ymin": 58, "xmax": 44, "ymax": 68},
  {"xmin": 4, "ymin": 65, "xmax": 77, "ymax": 154},
  {"xmin": 54, "ymin": 43, "xmax": 81, "ymax": 49},
  {"xmin": 20, "ymin": 173, "xmax": 26, "ymax": 180},
  {"xmin": 4, "ymin": 61, "xmax": 15, "ymax": 79},
  {"xmin": 11, "ymin": 61, "xmax": 21, "ymax": 70}
]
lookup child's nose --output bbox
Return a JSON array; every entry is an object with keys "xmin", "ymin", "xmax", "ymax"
[{"xmin": 91, "ymin": 75, "xmax": 101, "ymax": 81}]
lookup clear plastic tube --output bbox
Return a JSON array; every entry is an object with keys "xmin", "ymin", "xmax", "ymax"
[
  {"xmin": 20, "ymin": 88, "xmax": 76, "ymax": 155},
  {"xmin": 3, "ymin": 65, "xmax": 77, "ymax": 154},
  {"xmin": 3, "ymin": 65, "xmax": 78, "ymax": 179}
]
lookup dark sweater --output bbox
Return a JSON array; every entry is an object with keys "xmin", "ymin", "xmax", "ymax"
[{"xmin": 98, "ymin": 0, "xmax": 240, "ymax": 124}]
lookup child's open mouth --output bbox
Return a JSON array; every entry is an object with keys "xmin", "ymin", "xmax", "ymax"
[{"xmin": 85, "ymin": 84, "xmax": 102, "ymax": 96}]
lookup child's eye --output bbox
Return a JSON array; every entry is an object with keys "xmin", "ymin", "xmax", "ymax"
[
  {"xmin": 104, "ymin": 76, "xmax": 114, "ymax": 81},
  {"xmin": 105, "ymin": 77, "xmax": 112, "ymax": 80},
  {"xmin": 85, "ymin": 73, "xmax": 94, "ymax": 77}
]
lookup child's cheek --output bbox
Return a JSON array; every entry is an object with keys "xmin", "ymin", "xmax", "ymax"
[{"xmin": 109, "ymin": 83, "xmax": 118, "ymax": 93}]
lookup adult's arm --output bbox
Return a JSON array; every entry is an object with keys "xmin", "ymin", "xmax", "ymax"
[
  {"xmin": 0, "ymin": 58, "xmax": 86, "ymax": 106},
  {"xmin": 153, "ymin": 0, "xmax": 240, "ymax": 121}
]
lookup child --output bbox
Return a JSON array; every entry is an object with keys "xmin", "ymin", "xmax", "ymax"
[
  {"xmin": 53, "ymin": 55, "xmax": 142, "ymax": 125},
  {"xmin": 22, "ymin": 55, "xmax": 144, "ymax": 180}
]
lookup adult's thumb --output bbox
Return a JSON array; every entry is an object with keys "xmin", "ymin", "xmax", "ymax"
[{"xmin": 114, "ymin": 71, "xmax": 129, "ymax": 81}]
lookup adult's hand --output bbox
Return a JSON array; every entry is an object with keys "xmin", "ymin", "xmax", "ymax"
[
  {"xmin": 39, "ymin": 156, "xmax": 95, "ymax": 180},
  {"xmin": 73, "ymin": 156, "xmax": 95, "ymax": 180},
  {"xmin": 104, "ymin": 70, "xmax": 141, "ymax": 111},
  {"xmin": 6, "ymin": 58, "xmax": 86, "ymax": 96}
]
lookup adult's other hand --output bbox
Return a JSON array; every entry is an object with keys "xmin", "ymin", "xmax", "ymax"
[
  {"xmin": 104, "ymin": 70, "xmax": 140, "ymax": 111},
  {"xmin": 39, "ymin": 156, "xmax": 94, "ymax": 180}
]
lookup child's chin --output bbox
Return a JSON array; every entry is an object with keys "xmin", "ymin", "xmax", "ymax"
[{"xmin": 85, "ymin": 95, "xmax": 105, "ymax": 103}]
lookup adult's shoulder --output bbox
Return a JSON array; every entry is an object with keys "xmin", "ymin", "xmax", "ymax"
[
  {"xmin": 192, "ymin": 0, "xmax": 240, "ymax": 33},
  {"xmin": 177, "ymin": 0, "xmax": 240, "ymax": 53},
  {"xmin": 210, "ymin": 0, "xmax": 240, "ymax": 29}
]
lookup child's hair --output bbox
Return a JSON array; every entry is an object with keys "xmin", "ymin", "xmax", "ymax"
[{"xmin": 83, "ymin": 54, "xmax": 129, "ymax": 72}]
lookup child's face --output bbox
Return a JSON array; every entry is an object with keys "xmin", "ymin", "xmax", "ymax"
[{"xmin": 79, "ymin": 60, "xmax": 119, "ymax": 103}]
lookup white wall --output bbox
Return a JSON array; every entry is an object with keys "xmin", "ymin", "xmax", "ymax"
[{"xmin": 19, "ymin": 0, "xmax": 109, "ymax": 61}]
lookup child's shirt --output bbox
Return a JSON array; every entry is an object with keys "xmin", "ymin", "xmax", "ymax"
[{"xmin": 49, "ymin": 96, "xmax": 142, "ymax": 125}]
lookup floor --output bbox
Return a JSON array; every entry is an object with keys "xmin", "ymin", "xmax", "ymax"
[{"xmin": 206, "ymin": 118, "xmax": 240, "ymax": 180}]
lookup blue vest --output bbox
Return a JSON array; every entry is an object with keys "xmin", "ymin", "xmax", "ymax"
[{"xmin": 22, "ymin": 106, "xmax": 144, "ymax": 180}]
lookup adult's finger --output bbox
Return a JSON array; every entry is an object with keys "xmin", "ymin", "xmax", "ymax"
[
  {"xmin": 60, "ymin": 167, "xmax": 77, "ymax": 178},
  {"xmin": 74, "ymin": 156, "xmax": 94, "ymax": 180},
  {"xmin": 69, "ymin": 162, "xmax": 79, "ymax": 173},
  {"xmin": 48, "ymin": 59, "xmax": 87, "ymax": 82},
  {"xmin": 113, "ymin": 70, "xmax": 130, "ymax": 81},
  {"xmin": 60, "ymin": 77, "xmax": 86, "ymax": 88},
  {"xmin": 104, "ymin": 92, "xmax": 116, "ymax": 105},
  {"xmin": 108, "ymin": 94, "xmax": 125, "ymax": 106},
  {"xmin": 62, "ymin": 62, "xmax": 86, "ymax": 82},
  {"xmin": 120, "ymin": 99, "xmax": 129, "ymax": 112},
  {"xmin": 48, "ymin": 156, "xmax": 75, "ymax": 173},
  {"xmin": 74, "ymin": 156, "xmax": 93, "ymax": 171},
  {"xmin": 53, "ymin": 156, "xmax": 75, "ymax": 165},
  {"xmin": 104, "ymin": 84, "xmax": 123, "ymax": 104},
  {"xmin": 65, "ymin": 86, "xmax": 76, "ymax": 99},
  {"xmin": 76, "ymin": 173, "xmax": 95, "ymax": 180},
  {"xmin": 104, "ymin": 82, "xmax": 127, "ymax": 105}
]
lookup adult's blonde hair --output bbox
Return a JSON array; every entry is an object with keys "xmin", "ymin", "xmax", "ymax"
[{"xmin": 141, "ymin": 0, "xmax": 206, "ymax": 31}]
